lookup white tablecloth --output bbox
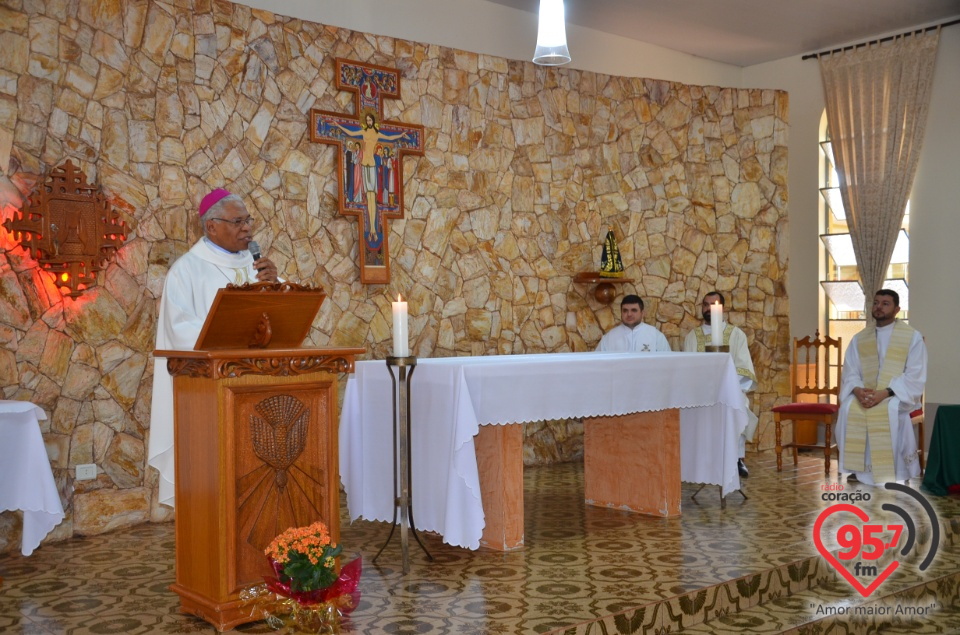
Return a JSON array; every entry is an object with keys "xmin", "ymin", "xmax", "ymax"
[
  {"xmin": 0, "ymin": 401, "xmax": 65, "ymax": 556},
  {"xmin": 340, "ymin": 351, "xmax": 748, "ymax": 549}
]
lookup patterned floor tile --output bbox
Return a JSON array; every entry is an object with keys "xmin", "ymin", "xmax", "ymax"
[
  {"xmin": 1, "ymin": 451, "xmax": 959, "ymax": 634},
  {"xmin": 0, "ymin": 613, "xmax": 64, "ymax": 635}
]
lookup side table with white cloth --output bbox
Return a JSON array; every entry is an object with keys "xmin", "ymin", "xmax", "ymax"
[
  {"xmin": 341, "ymin": 352, "xmax": 749, "ymax": 551},
  {"xmin": 0, "ymin": 401, "xmax": 65, "ymax": 556}
]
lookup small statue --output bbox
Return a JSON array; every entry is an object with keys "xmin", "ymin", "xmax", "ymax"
[{"xmin": 599, "ymin": 229, "xmax": 624, "ymax": 278}]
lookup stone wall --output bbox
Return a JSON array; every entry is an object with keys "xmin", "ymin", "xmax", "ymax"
[{"xmin": 0, "ymin": 0, "xmax": 791, "ymax": 553}]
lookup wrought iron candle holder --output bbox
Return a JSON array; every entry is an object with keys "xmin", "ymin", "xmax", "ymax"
[{"xmin": 372, "ymin": 355, "xmax": 432, "ymax": 573}]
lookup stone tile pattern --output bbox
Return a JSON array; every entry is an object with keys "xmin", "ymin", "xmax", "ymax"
[{"xmin": 0, "ymin": 0, "xmax": 790, "ymax": 552}]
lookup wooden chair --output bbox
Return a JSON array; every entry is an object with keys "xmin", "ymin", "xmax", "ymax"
[{"xmin": 773, "ymin": 331, "xmax": 842, "ymax": 474}]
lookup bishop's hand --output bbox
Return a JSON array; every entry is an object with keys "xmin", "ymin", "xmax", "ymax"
[{"xmin": 253, "ymin": 257, "xmax": 279, "ymax": 283}]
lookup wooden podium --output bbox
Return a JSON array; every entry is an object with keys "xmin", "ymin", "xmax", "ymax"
[{"xmin": 155, "ymin": 282, "xmax": 364, "ymax": 631}]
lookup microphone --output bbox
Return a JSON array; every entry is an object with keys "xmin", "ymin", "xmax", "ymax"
[{"xmin": 248, "ymin": 240, "xmax": 261, "ymax": 262}]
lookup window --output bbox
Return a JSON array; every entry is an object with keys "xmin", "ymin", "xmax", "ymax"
[{"xmin": 818, "ymin": 112, "xmax": 910, "ymax": 342}]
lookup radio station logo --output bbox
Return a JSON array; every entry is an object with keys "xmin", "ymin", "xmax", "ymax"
[{"xmin": 813, "ymin": 482, "xmax": 940, "ymax": 597}]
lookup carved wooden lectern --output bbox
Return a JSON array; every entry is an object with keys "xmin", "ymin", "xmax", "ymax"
[{"xmin": 155, "ymin": 283, "xmax": 364, "ymax": 631}]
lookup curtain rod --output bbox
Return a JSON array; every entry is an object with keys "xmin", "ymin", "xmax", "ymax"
[{"xmin": 801, "ymin": 17, "xmax": 960, "ymax": 60}]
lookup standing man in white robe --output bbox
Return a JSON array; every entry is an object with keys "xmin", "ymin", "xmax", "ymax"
[
  {"xmin": 597, "ymin": 294, "xmax": 672, "ymax": 352},
  {"xmin": 684, "ymin": 291, "xmax": 757, "ymax": 478},
  {"xmin": 148, "ymin": 189, "xmax": 279, "ymax": 507},
  {"xmin": 836, "ymin": 289, "xmax": 926, "ymax": 485}
]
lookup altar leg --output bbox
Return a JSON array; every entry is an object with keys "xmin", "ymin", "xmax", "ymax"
[
  {"xmin": 584, "ymin": 411, "xmax": 681, "ymax": 517},
  {"xmin": 475, "ymin": 424, "xmax": 525, "ymax": 550}
]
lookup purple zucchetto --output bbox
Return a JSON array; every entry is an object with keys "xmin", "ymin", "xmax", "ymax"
[{"xmin": 198, "ymin": 188, "xmax": 231, "ymax": 217}]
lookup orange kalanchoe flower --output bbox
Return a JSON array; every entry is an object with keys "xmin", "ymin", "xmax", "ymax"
[
  {"xmin": 245, "ymin": 519, "xmax": 362, "ymax": 630},
  {"xmin": 265, "ymin": 521, "xmax": 342, "ymax": 592}
]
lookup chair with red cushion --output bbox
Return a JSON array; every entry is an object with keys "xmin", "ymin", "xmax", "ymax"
[{"xmin": 773, "ymin": 331, "xmax": 842, "ymax": 474}]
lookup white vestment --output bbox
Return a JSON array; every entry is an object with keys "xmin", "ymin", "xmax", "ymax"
[
  {"xmin": 597, "ymin": 323, "xmax": 672, "ymax": 353},
  {"xmin": 148, "ymin": 238, "xmax": 257, "ymax": 507},
  {"xmin": 684, "ymin": 324, "xmax": 758, "ymax": 457},
  {"xmin": 835, "ymin": 322, "xmax": 926, "ymax": 485}
]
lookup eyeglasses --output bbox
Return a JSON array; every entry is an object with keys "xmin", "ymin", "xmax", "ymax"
[{"xmin": 209, "ymin": 216, "xmax": 255, "ymax": 228}]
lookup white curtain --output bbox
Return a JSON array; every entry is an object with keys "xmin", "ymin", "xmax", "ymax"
[{"xmin": 819, "ymin": 30, "xmax": 940, "ymax": 317}]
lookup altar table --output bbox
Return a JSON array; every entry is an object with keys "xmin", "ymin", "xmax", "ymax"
[
  {"xmin": 340, "ymin": 352, "xmax": 748, "ymax": 550},
  {"xmin": 0, "ymin": 401, "xmax": 64, "ymax": 556}
]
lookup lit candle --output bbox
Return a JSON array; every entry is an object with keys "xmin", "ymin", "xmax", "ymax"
[
  {"xmin": 392, "ymin": 294, "xmax": 409, "ymax": 357},
  {"xmin": 710, "ymin": 301, "xmax": 723, "ymax": 347}
]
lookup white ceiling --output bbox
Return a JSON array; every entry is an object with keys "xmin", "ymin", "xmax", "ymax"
[{"xmin": 485, "ymin": 0, "xmax": 960, "ymax": 66}]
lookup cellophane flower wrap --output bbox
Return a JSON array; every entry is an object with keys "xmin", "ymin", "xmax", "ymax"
[{"xmin": 241, "ymin": 520, "xmax": 361, "ymax": 633}]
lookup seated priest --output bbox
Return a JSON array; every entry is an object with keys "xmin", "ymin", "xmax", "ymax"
[
  {"xmin": 836, "ymin": 289, "xmax": 926, "ymax": 485},
  {"xmin": 597, "ymin": 294, "xmax": 672, "ymax": 352},
  {"xmin": 147, "ymin": 189, "xmax": 279, "ymax": 507},
  {"xmin": 683, "ymin": 291, "xmax": 757, "ymax": 478}
]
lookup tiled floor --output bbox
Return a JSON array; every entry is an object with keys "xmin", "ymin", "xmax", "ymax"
[{"xmin": 1, "ymin": 451, "xmax": 958, "ymax": 634}]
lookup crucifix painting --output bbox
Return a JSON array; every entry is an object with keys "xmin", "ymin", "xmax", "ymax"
[{"xmin": 311, "ymin": 59, "xmax": 425, "ymax": 284}]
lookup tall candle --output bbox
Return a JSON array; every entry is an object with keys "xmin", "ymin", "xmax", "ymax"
[
  {"xmin": 710, "ymin": 302, "xmax": 723, "ymax": 347},
  {"xmin": 392, "ymin": 294, "xmax": 409, "ymax": 357}
]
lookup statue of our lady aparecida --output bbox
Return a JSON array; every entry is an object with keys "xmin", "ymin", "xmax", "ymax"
[{"xmin": 599, "ymin": 228, "xmax": 624, "ymax": 278}]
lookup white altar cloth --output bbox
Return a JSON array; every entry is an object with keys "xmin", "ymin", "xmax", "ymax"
[
  {"xmin": 0, "ymin": 401, "xmax": 65, "ymax": 556},
  {"xmin": 340, "ymin": 351, "xmax": 748, "ymax": 550}
]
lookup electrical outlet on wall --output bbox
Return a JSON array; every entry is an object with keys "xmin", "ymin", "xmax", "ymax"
[{"xmin": 76, "ymin": 464, "xmax": 97, "ymax": 480}]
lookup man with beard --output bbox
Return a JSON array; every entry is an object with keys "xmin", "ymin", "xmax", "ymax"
[
  {"xmin": 835, "ymin": 289, "xmax": 926, "ymax": 485},
  {"xmin": 684, "ymin": 291, "xmax": 757, "ymax": 478}
]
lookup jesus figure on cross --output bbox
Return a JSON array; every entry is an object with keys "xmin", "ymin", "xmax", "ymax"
[
  {"xmin": 334, "ymin": 111, "xmax": 410, "ymax": 241},
  {"xmin": 311, "ymin": 58, "xmax": 424, "ymax": 284}
]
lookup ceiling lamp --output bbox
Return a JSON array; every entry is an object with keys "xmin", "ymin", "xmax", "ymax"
[{"xmin": 533, "ymin": 0, "xmax": 571, "ymax": 66}]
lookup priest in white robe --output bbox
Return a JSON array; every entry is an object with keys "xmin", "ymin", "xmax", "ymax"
[
  {"xmin": 597, "ymin": 294, "xmax": 672, "ymax": 352},
  {"xmin": 148, "ymin": 189, "xmax": 279, "ymax": 507},
  {"xmin": 684, "ymin": 291, "xmax": 757, "ymax": 477},
  {"xmin": 835, "ymin": 289, "xmax": 926, "ymax": 485}
]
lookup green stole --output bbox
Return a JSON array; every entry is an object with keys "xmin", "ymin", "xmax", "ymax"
[{"xmin": 843, "ymin": 321, "xmax": 915, "ymax": 482}]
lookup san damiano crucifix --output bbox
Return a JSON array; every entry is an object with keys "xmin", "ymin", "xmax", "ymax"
[{"xmin": 311, "ymin": 59, "xmax": 425, "ymax": 284}]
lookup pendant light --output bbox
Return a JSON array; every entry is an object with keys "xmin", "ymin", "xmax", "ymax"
[{"xmin": 532, "ymin": 0, "xmax": 571, "ymax": 66}]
